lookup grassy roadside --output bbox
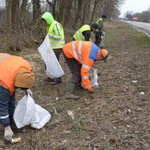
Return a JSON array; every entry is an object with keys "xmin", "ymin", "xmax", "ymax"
[{"xmin": 1, "ymin": 21, "xmax": 150, "ymax": 150}]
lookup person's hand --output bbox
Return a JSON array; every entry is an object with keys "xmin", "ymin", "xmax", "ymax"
[
  {"xmin": 26, "ymin": 89, "xmax": 33, "ymax": 96},
  {"xmin": 48, "ymin": 34, "xmax": 53, "ymax": 38},
  {"xmin": 88, "ymin": 87, "xmax": 94, "ymax": 93},
  {"xmin": 4, "ymin": 126, "xmax": 14, "ymax": 141}
]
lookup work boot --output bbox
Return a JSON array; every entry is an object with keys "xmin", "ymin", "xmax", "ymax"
[
  {"xmin": 76, "ymin": 82, "xmax": 83, "ymax": 89},
  {"xmin": 65, "ymin": 93, "xmax": 79, "ymax": 99},
  {"xmin": 43, "ymin": 77, "xmax": 54, "ymax": 82},
  {"xmin": 51, "ymin": 78, "xmax": 62, "ymax": 85},
  {"xmin": 65, "ymin": 82, "xmax": 79, "ymax": 99}
]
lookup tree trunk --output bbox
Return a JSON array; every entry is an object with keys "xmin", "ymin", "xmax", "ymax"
[
  {"xmin": 6, "ymin": 0, "xmax": 12, "ymax": 50},
  {"xmin": 32, "ymin": 0, "xmax": 41, "ymax": 23},
  {"xmin": 20, "ymin": 0, "xmax": 28, "ymax": 33}
]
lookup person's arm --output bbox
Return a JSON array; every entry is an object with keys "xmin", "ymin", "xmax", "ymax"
[
  {"xmin": 0, "ymin": 87, "xmax": 11, "ymax": 127},
  {"xmin": 51, "ymin": 24, "xmax": 63, "ymax": 40},
  {"xmin": 80, "ymin": 60, "xmax": 94, "ymax": 92},
  {"xmin": 0, "ymin": 86, "xmax": 14, "ymax": 140},
  {"xmin": 82, "ymin": 30, "xmax": 91, "ymax": 41}
]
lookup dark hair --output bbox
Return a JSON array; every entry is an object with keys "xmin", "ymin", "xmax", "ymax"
[
  {"xmin": 102, "ymin": 15, "xmax": 107, "ymax": 18},
  {"xmin": 91, "ymin": 23, "xmax": 98, "ymax": 29}
]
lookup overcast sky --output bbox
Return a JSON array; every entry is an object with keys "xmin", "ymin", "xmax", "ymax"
[{"xmin": 119, "ymin": 0, "xmax": 150, "ymax": 17}]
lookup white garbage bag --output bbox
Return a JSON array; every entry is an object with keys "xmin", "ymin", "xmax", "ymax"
[
  {"xmin": 14, "ymin": 94, "xmax": 36, "ymax": 128},
  {"xmin": 14, "ymin": 94, "xmax": 51, "ymax": 129},
  {"xmin": 38, "ymin": 34, "xmax": 65, "ymax": 79},
  {"xmin": 31, "ymin": 104, "xmax": 51, "ymax": 129},
  {"xmin": 90, "ymin": 68, "xmax": 99, "ymax": 88}
]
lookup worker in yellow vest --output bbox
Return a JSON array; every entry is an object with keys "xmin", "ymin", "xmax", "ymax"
[
  {"xmin": 41, "ymin": 12, "xmax": 65, "ymax": 85},
  {"xmin": 73, "ymin": 23, "xmax": 98, "ymax": 41},
  {"xmin": 0, "ymin": 53, "xmax": 35, "ymax": 141},
  {"xmin": 63, "ymin": 41, "xmax": 108, "ymax": 99},
  {"xmin": 95, "ymin": 15, "xmax": 107, "ymax": 48}
]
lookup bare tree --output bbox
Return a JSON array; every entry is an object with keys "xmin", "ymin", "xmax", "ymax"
[
  {"xmin": 32, "ymin": 0, "xmax": 41, "ymax": 23},
  {"xmin": 20, "ymin": 0, "xmax": 28, "ymax": 32},
  {"xmin": 6, "ymin": 0, "xmax": 21, "ymax": 51},
  {"xmin": 1, "ymin": 0, "xmax": 126, "ymax": 50}
]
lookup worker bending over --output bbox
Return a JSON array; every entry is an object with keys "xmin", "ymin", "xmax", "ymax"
[
  {"xmin": 73, "ymin": 23, "xmax": 98, "ymax": 41},
  {"xmin": 63, "ymin": 41, "xmax": 108, "ymax": 99},
  {"xmin": 0, "ymin": 53, "xmax": 35, "ymax": 141}
]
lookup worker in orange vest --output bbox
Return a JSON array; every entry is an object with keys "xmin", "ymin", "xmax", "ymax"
[
  {"xmin": 63, "ymin": 41, "xmax": 108, "ymax": 99},
  {"xmin": 0, "ymin": 53, "xmax": 35, "ymax": 141}
]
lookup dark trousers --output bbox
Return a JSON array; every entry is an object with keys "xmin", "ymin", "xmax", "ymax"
[
  {"xmin": 53, "ymin": 48, "xmax": 62, "ymax": 61},
  {"xmin": 63, "ymin": 53, "xmax": 81, "ymax": 84},
  {"xmin": 95, "ymin": 32, "xmax": 102, "ymax": 47}
]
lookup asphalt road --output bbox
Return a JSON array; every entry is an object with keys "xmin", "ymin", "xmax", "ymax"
[{"xmin": 124, "ymin": 21, "xmax": 150, "ymax": 37}]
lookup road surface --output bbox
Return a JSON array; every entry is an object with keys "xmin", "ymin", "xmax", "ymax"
[{"xmin": 124, "ymin": 21, "xmax": 150, "ymax": 37}]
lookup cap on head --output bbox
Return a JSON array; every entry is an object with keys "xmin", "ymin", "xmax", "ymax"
[
  {"xmin": 101, "ymin": 49, "xmax": 108, "ymax": 62},
  {"xmin": 15, "ymin": 69, "xmax": 35, "ymax": 89}
]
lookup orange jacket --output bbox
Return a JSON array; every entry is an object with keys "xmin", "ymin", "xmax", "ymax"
[
  {"xmin": 63, "ymin": 41, "xmax": 101, "ymax": 89},
  {"xmin": 0, "ymin": 53, "xmax": 32, "ymax": 95}
]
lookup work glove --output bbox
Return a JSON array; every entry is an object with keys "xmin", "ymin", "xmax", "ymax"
[
  {"xmin": 48, "ymin": 34, "xmax": 53, "ymax": 38},
  {"xmin": 26, "ymin": 89, "xmax": 33, "ymax": 96},
  {"xmin": 87, "ymin": 87, "xmax": 94, "ymax": 93},
  {"xmin": 4, "ymin": 126, "xmax": 14, "ymax": 141}
]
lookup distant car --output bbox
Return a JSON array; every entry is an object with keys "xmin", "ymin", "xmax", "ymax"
[{"xmin": 132, "ymin": 17, "xmax": 138, "ymax": 21}]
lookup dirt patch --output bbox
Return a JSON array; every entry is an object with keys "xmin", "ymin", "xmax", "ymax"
[{"xmin": 0, "ymin": 21, "xmax": 150, "ymax": 150}]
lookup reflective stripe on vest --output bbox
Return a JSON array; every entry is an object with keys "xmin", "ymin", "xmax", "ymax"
[
  {"xmin": 82, "ymin": 76, "xmax": 89, "ymax": 79},
  {"xmin": 73, "ymin": 25, "xmax": 90, "ymax": 40},
  {"xmin": 72, "ymin": 41, "xmax": 83, "ymax": 63},
  {"xmin": 0, "ymin": 114, "xmax": 9, "ymax": 119},
  {"xmin": 49, "ymin": 21, "xmax": 65, "ymax": 49},
  {"xmin": 50, "ymin": 39, "xmax": 65, "ymax": 47},
  {"xmin": 82, "ymin": 64, "xmax": 91, "ymax": 70},
  {"xmin": 78, "ymin": 41, "xmax": 82, "ymax": 62},
  {"xmin": 72, "ymin": 41, "xmax": 78, "ymax": 60},
  {"xmin": 75, "ymin": 30, "xmax": 84, "ymax": 40}
]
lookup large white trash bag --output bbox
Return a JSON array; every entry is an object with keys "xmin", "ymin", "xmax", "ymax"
[
  {"xmin": 31, "ymin": 104, "xmax": 51, "ymax": 129},
  {"xmin": 14, "ymin": 94, "xmax": 36, "ymax": 128},
  {"xmin": 14, "ymin": 94, "xmax": 51, "ymax": 129},
  {"xmin": 38, "ymin": 34, "xmax": 65, "ymax": 79},
  {"xmin": 90, "ymin": 68, "xmax": 99, "ymax": 88}
]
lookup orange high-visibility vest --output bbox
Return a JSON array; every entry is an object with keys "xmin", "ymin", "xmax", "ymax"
[
  {"xmin": 0, "ymin": 53, "xmax": 32, "ymax": 95},
  {"xmin": 63, "ymin": 41, "xmax": 95, "ymax": 89}
]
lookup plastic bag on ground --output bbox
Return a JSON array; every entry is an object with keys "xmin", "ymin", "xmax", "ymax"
[
  {"xmin": 31, "ymin": 104, "xmax": 51, "ymax": 129},
  {"xmin": 38, "ymin": 34, "xmax": 65, "ymax": 79}
]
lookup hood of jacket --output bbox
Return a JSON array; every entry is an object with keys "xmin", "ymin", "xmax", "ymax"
[{"xmin": 41, "ymin": 12, "xmax": 54, "ymax": 25}]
